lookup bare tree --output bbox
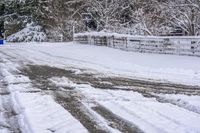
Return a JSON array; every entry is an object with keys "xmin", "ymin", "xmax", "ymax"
[
  {"xmin": 36, "ymin": 0, "xmax": 85, "ymax": 41},
  {"xmin": 163, "ymin": 0, "xmax": 200, "ymax": 35},
  {"xmin": 85, "ymin": 0, "xmax": 131, "ymax": 31}
]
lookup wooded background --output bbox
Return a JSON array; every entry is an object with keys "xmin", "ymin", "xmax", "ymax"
[{"xmin": 0, "ymin": 0, "xmax": 200, "ymax": 42}]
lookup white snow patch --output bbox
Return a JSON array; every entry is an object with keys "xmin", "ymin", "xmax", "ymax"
[
  {"xmin": 155, "ymin": 94, "xmax": 200, "ymax": 114},
  {"xmin": 7, "ymin": 84, "xmax": 39, "ymax": 92},
  {"xmin": 12, "ymin": 92, "xmax": 88, "ymax": 133},
  {"xmin": 49, "ymin": 77, "xmax": 75, "ymax": 88},
  {"xmin": 162, "ymin": 94, "xmax": 200, "ymax": 107},
  {"xmin": 4, "ymin": 75, "xmax": 30, "ymax": 84},
  {"xmin": 0, "ymin": 129, "xmax": 10, "ymax": 133},
  {"xmin": 0, "ymin": 100, "xmax": 9, "ymax": 132}
]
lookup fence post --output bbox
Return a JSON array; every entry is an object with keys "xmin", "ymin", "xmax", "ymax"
[
  {"xmin": 113, "ymin": 35, "xmax": 115, "ymax": 47},
  {"xmin": 94, "ymin": 36, "xmax": 96, "ymax": 45},
  {"xmin": 125, "ymin": 37, "xmax": 128, "ymax": 49},
  {"xmin": 72, "ymin": 25, "xmax": 75, "ymax": 42}
]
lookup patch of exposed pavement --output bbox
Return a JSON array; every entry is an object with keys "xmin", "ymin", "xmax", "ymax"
[{"xmin": 22, "ymin": 65, "xmax": 200, "ymax": 96}]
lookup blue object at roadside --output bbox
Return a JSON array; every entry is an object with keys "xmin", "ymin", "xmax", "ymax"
[{"xmin": 0, "ymin": 40, "xmax": 5, "ymax": 45}]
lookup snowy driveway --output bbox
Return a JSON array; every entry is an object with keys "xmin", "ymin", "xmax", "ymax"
[{"xmin": 0, "ymin": 42, "xmax": 200, "ymax": 133}]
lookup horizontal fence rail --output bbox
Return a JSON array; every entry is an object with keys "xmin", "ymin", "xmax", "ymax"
[{"xmin": 74, "ymin": 32, "xmax": 200, "ymax": 57}]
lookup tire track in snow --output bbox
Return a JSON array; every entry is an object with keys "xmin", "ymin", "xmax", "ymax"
[
  {"xmin": 93, "ymin": 105, "xmax": 144, "ymax": 133},
  {"xmin": 77, "ymin": 86, "xmax": 200, "ymax": 133},
  {"xmin": 21, "ymin": 65, "xmax": 121, "ymax": 133},
  {"xmin": 0, "ymin": 53, "xmax": 88, "ymax": 133},
  {"xmin": 1, "ymin": 47, "xmax": 200, "ymax": 96},
  {"xmin": 2, "ymin": 47, "xmax": 200, "ymax": 133}
]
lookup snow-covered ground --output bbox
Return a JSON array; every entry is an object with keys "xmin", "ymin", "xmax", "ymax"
[
  {"xmin": 12, "ymin": 92, "xmax": 88, "ymax": 133},
  {"xmin": 154, "ymin": 93, "xmax": 200, "ymax": 114},
  {"xmin": 2, "ymin": 42, "xmax": 200, "ymax": 86},
  {"xmin": 0, "ymin": 54, "xmax": 88, "ymax": 133},
  {"xmin": 0, "ymin": 42, "xmax": 200, "ymax": 133},
  {"xmin": 49, "ymin": 77, "xmax": 200, "ymax": 133}
]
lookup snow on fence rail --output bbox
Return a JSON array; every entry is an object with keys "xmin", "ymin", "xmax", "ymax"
[{"xmin": 74, "ymin": 32, "xmax": 200, "ymax": 57}]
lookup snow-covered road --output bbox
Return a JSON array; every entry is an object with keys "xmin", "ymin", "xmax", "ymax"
[
  {"xmin": 2, "ymin": 42, "xmax": 200, "ymax": 86},
  {"xmin": 0, "ymin": 42, "xmax": 200, "ymax": 133}
]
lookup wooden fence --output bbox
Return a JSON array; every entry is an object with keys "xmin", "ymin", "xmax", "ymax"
[{"xmin": 74, "ymin": 33, "xmax": 200, "ymax": 57}]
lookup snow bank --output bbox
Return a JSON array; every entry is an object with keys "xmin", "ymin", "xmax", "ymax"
[
  {"xmin": 0, "ymin": 98, "xmax": 10, "ymax": 133},
  {"xmin": 12, "ymin": 92, "xmax": 88, "ymax": 133},
  {"xmin": 155, "ymin": 94, "xmax": 200, "ymax": 114}
]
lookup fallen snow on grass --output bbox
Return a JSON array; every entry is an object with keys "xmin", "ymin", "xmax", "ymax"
[
  {"xmin": 12, "ymin": 92, "xmax": 88, "ymax": 133},
  {"xmin": 49, "ymin": 77, "xmax": 200, "ymax": 133},
  {"xmin": 2, "ymin": 42, "xmax": 200, "ymax": 86}
]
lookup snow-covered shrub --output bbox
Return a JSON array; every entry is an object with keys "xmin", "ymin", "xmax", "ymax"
[{"xmin": 7, "ymin": 23, "xmax": 47, "ymax": 42}]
